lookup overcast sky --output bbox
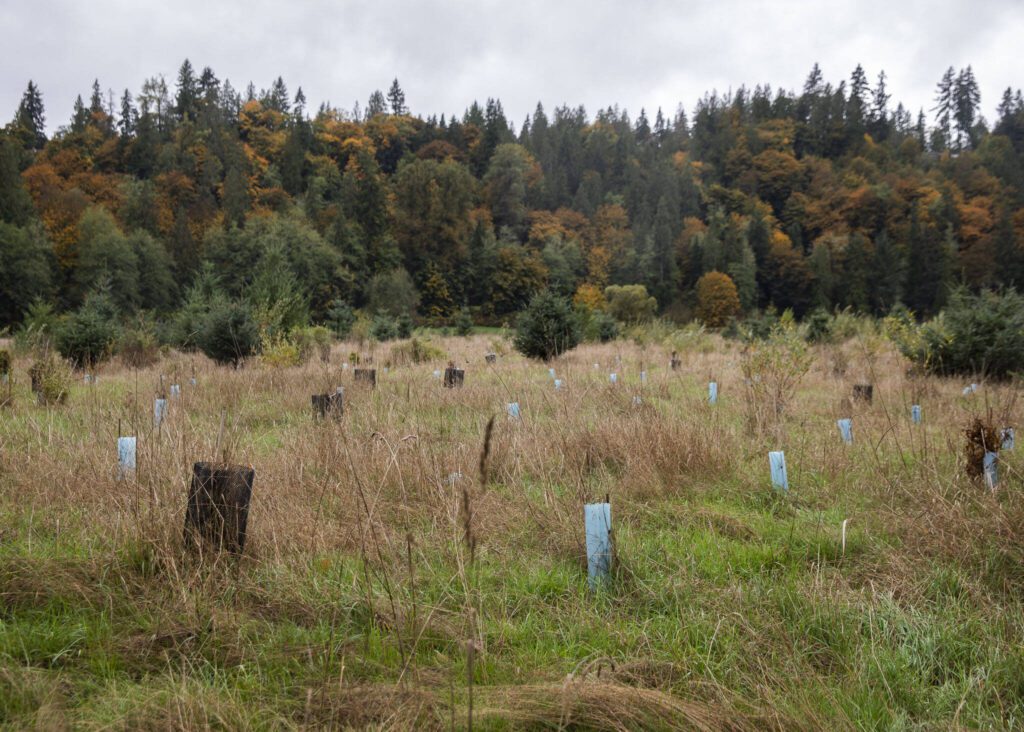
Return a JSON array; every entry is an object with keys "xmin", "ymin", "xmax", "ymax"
[{"xmin": 2, "ymin": 0, "xmax": 1022, "ymax": 134}]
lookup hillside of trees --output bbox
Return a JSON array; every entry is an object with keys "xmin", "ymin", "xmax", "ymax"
[{"xmin": 3, "ymin": 61, "xmax": 1024, "ymax": 338}]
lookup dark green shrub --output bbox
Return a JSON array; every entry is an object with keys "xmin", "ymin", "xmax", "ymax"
[
  {"xmin": 805, "ymin": 308, "xmax": 833, "ymax": 344},
  {"xmin": 325, "ymin": 299, "xmax": 356, "ymax": 339},
  {"xmin": 14, "ymin": 298, "xmax": 58, "ymax": 353},
  {"xmin": 370, "ymin": 314, "xmax": 399, "ymax": 341},
  {"xmin": 513, "ymin": 290, "xmax": 581, "ymax": 361},
  {"xmin": 197, "ymin": 300, "xmax": 260, "ymax": 366},
  {"xmin": 0, "ymin": 349, "xmax": 9, "ymax": 377},
  {"xmin": 454, "ymin": 308, "xmax": 473, "ymax": 337},
  {"xmin": 733, "ymin": 307, "xmax": 780, "ymax": 342},
  {"xmin": 396, "ymin": 313, "xmax": 414, "ymax": 339},
  {"xmin": 592, "ymin": 311, "xmax": 619, "ymax": 342},
  {"xmin": 168, "ymin": 264, "xmax": 221, "ymax": 351},
  {"xmin": 911, "ymin": 288, "xmax": 1024, "ymax": 379},
  {"xmin": 57, "ymin": 294, "xmax": 120, "ymax": 368}
]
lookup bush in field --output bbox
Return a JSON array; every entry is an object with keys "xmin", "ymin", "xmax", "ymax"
[
  {"xmin": 454, "ymin": 308, "xmax": 474, "ymax": 336},
  {"xmin": 291, "ymin": 325, "xmax": 332, "ymax": 362},
  {"xmin": 169, "ymin": 263, "xmax": 221, "ymax": 351},
  {"xmin": 665, "ymin": 322, "xmax": 714, "ymax": 356},
  {"xmin": 830, "ymin": 307, "xmax": 875, "ymax": 341},
  {"xmin": 0, "ymin": 349, "xmax": 9, "ymax": 377},
  {"xmin": 260, "ymin": 332, "xmax": 303, "ymax": 368},
  {"xmin": 514, "ymin": 290, "xmax": 580, "ymax": 361},
  {"xmin": 586, "ymin": 311, "xmax": 620, "ymax": 342},
  {"xmin": 390, "ymin": 337, "xmax": 445, "ymax": 366},
  {"xmin": 893, "ymin": 288, "xmax": 1024, "ymax": 379},
  {"xmin": 325, "ymin": 299, "xmax": 356, "ymax": 339},
  {"xmin": 732, "ymin": 307, "xmax": 780, "ymax": 342},
  {"xmin": 396, "ymin": 313, "xmax": 414, "ymax": 339},
  {"xmin": 804, "ymin": 308, "xmax": 833, "ymax": 343},
  {"xmin": 117, "ymin": 315, "xmax": 161, "ymax": 368},
  {"xmin": 197, "ymin": 300, "xmax": 260, "ymax": 367},
  {"xmin": 604, "ymin": 284, "xmax": 657, "ymax": 323},
  {"xmin": 370, "ymin": 314, "xmax": 399, "ymax": 342},
  {"xmin": 740, "ymin": 314, "xmax": 813, "ymax": 436},
  {"xmin": 57, "ymin": 293, "xmax": 121, "ymax": 368},
  {"xmin": 14, "ymin": 298, "xmax": 59, "ymax": 354},
  {"xmin": 28, "ymin": 353, "xmax": 71, "ymax": 405},
  {"xmin": 696, "ymin": 272, "xmax": 741, "ymax": 328}
]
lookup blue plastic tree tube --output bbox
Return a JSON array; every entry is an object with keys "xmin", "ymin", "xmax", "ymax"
[
  {"xmin": 984, "ymin": 451, "xmax": 998, "ymax": 489},
  {"xmin": 584, "ymin": 502, "xmax": 612, "ymax": 590},
  {"xmin": 154, "ymin": 398, "xmax": 167, "ymax": 428},
  {"xmin": 117, "ymin": 436, "xmax": 136, "ymax": 475},
  {"xmin": 769, "ymin": 451, "xmax": 788, "ymax": 491}
]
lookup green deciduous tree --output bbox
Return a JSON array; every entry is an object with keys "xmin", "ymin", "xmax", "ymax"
[
  {"xmin": 604, "ymin": 284, "xmax": 658, "ymax": 322},
  {"xmin": 365, "ymin": 267, "xmax": 420, "ymax": 317},
  {"xmin": 492, "ymin": 244, "xmax": 548, "ymax": 316},
  {"xmin": 392, "ymin": 157, "xmax": 476, "ymax": 286},
  {"xmin": 483, "ymin": 143, "xmax": 538, "ymax": 235},
  {"xmin": 0, "ymin": 221, "xmax": 53, "ymax": 326},
  {"xmin": 71, "ymin": 207, "xmax": 139, "ymax": 311}
]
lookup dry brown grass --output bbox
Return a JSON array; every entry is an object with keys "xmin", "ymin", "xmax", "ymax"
[{"xmin": 1, "ymin": 333, "xmax": 1023, "ymax": 728}]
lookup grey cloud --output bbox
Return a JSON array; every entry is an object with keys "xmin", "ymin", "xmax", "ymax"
[{"xmin": 2, "ymin": 0, "xmax": 1021, "ymax": 133}]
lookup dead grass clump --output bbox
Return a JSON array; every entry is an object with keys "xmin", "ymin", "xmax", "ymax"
[
  {"xmin": 0, "ymin": 556, "xmax": 110, "ymax": 613},
  {"xmin": 963, "ymin": 416, "xmax": 999, "ymax": 478},
  {"xmin": 476, "ymin": 680, "xmax": 766, "ymax": 732},
  {"xmin": 110, "ymin": 677, "xmax": 256, "ymax": 731},
  {"xmin": 606, "ymin": 659, "xmax": 690, "ymax": 688},
  {"xmin": 562, "ymin": 424, "xmax": 628, "ymax": 480},
  {"xmin": 560, "ymin": 418, "xmax": 731, "ymax": 498},
  {"xmin": 886, "ymin": 475, "xmax": 1024, "ymax": 599},
  {"xmin": 0, "ymin": 666, "xmax": 67, "ymax": 729},
  {"xmin": 826, "ymin": 345, "xmax": 847, "ymax": 377},
  {"xmin": 386, "ymin": 337, "xmax": 445, "ymax": 367},
  {"xmin": 305, "ymin": 683, "xmax": 444, "ymax": 730}
]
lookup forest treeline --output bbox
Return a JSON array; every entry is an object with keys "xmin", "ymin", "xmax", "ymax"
[{"xmin": 2, "ymin": 60, "xmax": 1024, "ymax": 335}]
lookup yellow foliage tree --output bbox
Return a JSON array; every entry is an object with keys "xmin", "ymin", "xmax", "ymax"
[
  {"xmin": 573, "ymin": 283, "xmax": 606, "ymax": 312},
  {"xmin": 586, "ymin": 246, "xmax": 612, "ymax": 288},
  {"xmin": 696, "ymin": 271, "xmax": 741, "ymax": 327}
]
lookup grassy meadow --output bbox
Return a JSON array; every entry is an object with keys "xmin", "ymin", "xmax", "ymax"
[{"xmin": 0, "ymin": 331, "xmax": 1023, "ymax": 730}]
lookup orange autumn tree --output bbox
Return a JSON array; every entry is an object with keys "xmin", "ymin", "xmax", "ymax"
[
  {"xmin": 696, "ymin": 271, "xmax": 741, "ymax": 327},
  {"xmin": 572, "ymin": 282, "xmax": 606, "ymax": 312}
]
